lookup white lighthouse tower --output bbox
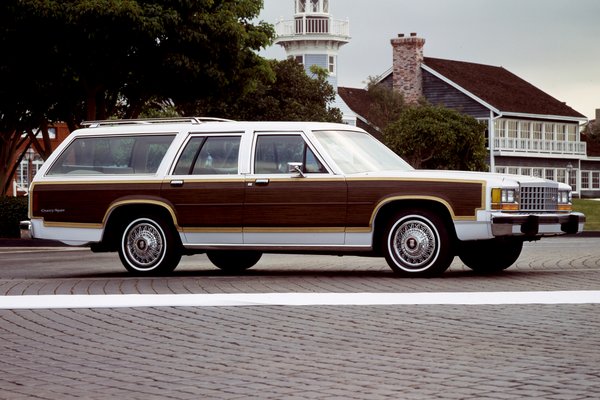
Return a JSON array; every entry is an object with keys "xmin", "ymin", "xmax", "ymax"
[{"xmin": 274, "ymin": 0, "xmax": 356, "ymax": 125}]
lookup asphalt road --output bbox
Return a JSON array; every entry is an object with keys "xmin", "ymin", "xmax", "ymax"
[{"xmin": 0, "ymin": 236, "xmax": 599, "ymax": 399}]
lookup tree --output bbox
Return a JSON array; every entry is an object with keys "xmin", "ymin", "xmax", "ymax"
[
  {"xmin": 0, "ymin": 0, "xmax": 274, "ymax": 196},
  {"xmin": 383, "ymin": 104, "xmax": 488, "ymax": 171},
  {"xmin": 188, "ymin": 59, "xmax": 342, "ymax": 122},
  {"xmin": 365, "ymin": 77, "xmax": 406, "ymax": 130}
]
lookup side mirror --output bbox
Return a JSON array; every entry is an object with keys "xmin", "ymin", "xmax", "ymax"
[{"xmin": 287, "ymin": 162, "xmax": 306, "ymax": 178}]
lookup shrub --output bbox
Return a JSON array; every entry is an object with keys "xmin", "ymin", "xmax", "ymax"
[{"xmin": 0, "ymin": 196, "xmax": 28, "ymax": 238}]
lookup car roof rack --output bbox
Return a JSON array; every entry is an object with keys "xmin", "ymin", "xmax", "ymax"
[{"xmin": 81, "ymin": 117, "xmax": 234, "ymax": 128}]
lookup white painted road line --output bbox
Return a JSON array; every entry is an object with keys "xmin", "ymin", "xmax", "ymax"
[{"xmin": 1, "ymin": 291, "xmax": 600, "ymax": 309}]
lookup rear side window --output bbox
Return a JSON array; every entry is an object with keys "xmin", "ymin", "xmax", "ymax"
[
  {"xmin": 173, "ymin": 136, "xmax": 241, "ymax": 175},
  {"xmin": 47, "ymin": 135, "xmax": 175, "ymax": 175}
]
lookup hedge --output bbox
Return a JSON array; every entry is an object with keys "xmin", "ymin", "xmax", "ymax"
[{"xmin": 0, "ymin": 196, "xmax": 28, "ymax": 238}]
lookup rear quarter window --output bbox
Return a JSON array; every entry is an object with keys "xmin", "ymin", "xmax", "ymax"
[{"xmin": 47, "ymin": 135, "xmax": 175, "ymax": 175}]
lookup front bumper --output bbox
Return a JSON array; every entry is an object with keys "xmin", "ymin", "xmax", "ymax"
[{"xmin": 491, "ymin": 212, "xmax": 586, "ymax": 237}]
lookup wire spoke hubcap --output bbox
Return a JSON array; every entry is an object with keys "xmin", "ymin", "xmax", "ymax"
[
  {"xmin": 393, "ymin": 220, "xmax": 437, "ymax": 269},
  {"xmin": 126, "ymin": 222, "xmax": 164, "ymax": 268}
]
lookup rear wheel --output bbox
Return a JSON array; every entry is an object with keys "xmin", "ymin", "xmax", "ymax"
[
  {"xmin": 207, "ymin": 251, "xmax": 262, "ymax": 273},
  {"xmin": 118, "ymin": 217, "xmax": 181, "ymax": 275},
  {"xmin": 383, "ymin": 210, "xmax": 454, "ymax": 277},
  {"xmin": 459, "ymin": 239, "xmax": 523, "ymax": 273}
]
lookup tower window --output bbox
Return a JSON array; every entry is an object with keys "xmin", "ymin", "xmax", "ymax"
[
  {"xmin": 311, "ymin": 0, "xmax": 319, "ymax": 12},
  {"xmin": 297, "ymin": 0, "xmax": 306, "ymax": 13},
  {"xmin": 328, "ymin": 56, "xmax": 335, "ymax": 74}
]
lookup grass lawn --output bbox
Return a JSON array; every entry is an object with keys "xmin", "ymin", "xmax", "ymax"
[{"xmin": 573, "ymin": 199, "xmax": 600, "ymax": 231}]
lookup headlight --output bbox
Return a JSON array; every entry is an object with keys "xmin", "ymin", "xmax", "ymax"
[
  {"xmin": 491, "ymin": 188, "xmax": 519, "ymax": 210},
  {"xmin": 557, "ymin": 190, "xmax": 572, "ymax": 211}
]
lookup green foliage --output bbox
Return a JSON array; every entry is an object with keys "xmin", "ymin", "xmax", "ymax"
[
  {"xmin": 0, "ymin": 0, "xmax": 274, "ymax": 195},
  {"xmin": 190, "ymin": 59, "xmax": 342, "ymax": 122},
  {"xmin": 0, "ymin": 196, "xmax": 28, "ymax": 238},
  {"xmin": 573, "ymin": 199, "xmax": 600, "ymax": 231},
  {"xmin": 383, "ymin": 104, "xmax": 488, "ymax": 171},
  {"xmin": 366, "ymin": 77, "xmax": 406, "ymax": 130},
  {"xmin": 588, "ymin": 121, "xmax": 600, "ymax": 142}
]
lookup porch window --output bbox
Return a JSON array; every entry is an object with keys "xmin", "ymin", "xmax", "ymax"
[
  {"xmin": 544, "ymin": 123, "xmax": 554, "ymax": 141},
  {"xmin": 507, "ymin": 120, "xmax": 518, "ymax": 138},
  {"xmin": 520, "ymin": 122, "xmax": 531, "ymax": 140},
  {"xmin": 533, "ymin": 123, "xmax": 542, "ymax": 140},
  {"xmin": 567, "ymin": 125, "xmax": 577, "ymax": 142},
  {"xmin": 592, "ymin": 171, "xmax": 600, "ymax": 189},
  {"xmin": 581, "ymin": 172, "xmax": 590, "ymax": 189}
]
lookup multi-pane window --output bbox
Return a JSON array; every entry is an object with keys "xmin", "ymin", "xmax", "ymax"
[
  {"xmin": 581, "ymin": 172, "xmax": 590, "ymax": 189},
  {"xmin": 569, "ymin": 169, "xmax": 578, "ymax": 191},
  {"xmin": 328, "ymin": 56, "xmax": 335, "ymax": 74},
  {"xmin": 520, "ymin": 168, "xmax": 531, "ymax": 176},
  {"xmin": 567, "ymin": 125, "xmax": 577, "ymax": 142},
  {"xmin": 508, "ymin": 167, "xmax": 519, "ymax": 175},
  {"xmin": 495, "ymin": 120, "xmax": 506, "ymax": 138},
  {"xmin": 532, "ymin": 168, "xmax": 543, "ymax": 178},
  {"xmin": 495, "ymin": 167, "xmax": 506, "ymax": 174},
  {"xmin": 556, "ymin": 124, "xmax": 566, "ymax": 141},
  {"xmin": 520, "ymin": 122, "xmax": 531, "ymax": 140},
  {"xmin": 507, "ymin": 121, "xmax": 518, "ymax": 138},
  {"xmin": 545, "ymin": 169, "xmax": 555, "ymax": 181},
  {"xmin": 556, "ymin": 169, "xmax": 566, "ymax": 184},
  {"xmin": 592, "ymin": 172, "xmax": 600, "ymax": 189},
  {"xmin": 533, "ymin": 123, "xmax": 543, "ymax": 140},
  {"xmin": 544, "ymin": 123, "xmax": 554, "ymax": 141}
]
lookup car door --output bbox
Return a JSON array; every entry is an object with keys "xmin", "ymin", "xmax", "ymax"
[
  {"xmin": 161, "ymin": 134, "xmax": 245, "ymax": 245},
  {"xmin": 243, "ymin": 132, "xmax": 347, "ymax": 246}
]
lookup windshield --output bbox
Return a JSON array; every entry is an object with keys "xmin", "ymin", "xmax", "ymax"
[{"xmin": 312, "ymin": 130, "xmax": 413, "ymax": 174}]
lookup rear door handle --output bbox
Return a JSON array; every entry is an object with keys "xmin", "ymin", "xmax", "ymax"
[
  {"xmin": 170, "ymin": 180, "xmax": 184, "ymax": 187},
  {"xmin": 255, "ymin": 179, "xmax": 270, "ymax": 186}
]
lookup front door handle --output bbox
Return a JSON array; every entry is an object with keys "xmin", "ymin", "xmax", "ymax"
[
  {"xmin": 255, "ymin": 179, "xmax": 270, "ymax": 186},
  {"xmin": 170, "ymin": 180, "xmax": 184, "ymax": 187}
]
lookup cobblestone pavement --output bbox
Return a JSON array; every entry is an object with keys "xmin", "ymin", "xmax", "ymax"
[{"xmin": 0, "ymin": 237, "xmax": 599, "ymax": 399}]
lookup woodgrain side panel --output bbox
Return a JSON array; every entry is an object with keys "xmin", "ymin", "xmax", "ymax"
[
  {"xmin": 31, "ymin": 182, "xmax": 163, "ymax": 225},
  {"xmin": 346, "ymin": 179, "xmax": 484, "ymax": 228},
  {"xmin": 160, "ymin": 180, "xmax": 245, "ymax": 227},
  {"xmin": 243, "ymin": 178, "xmax": 347, "ymax": 228}
]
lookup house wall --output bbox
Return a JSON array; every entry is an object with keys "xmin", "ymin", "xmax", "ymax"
[{"xmin": 422, "ymin": 70, "xmax": 490, "ymax": 119}]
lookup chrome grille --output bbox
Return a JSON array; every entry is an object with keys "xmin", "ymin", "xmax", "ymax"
[{"xmin": 520, "ymin": 184, "xmax": 558, "ymax": 211}]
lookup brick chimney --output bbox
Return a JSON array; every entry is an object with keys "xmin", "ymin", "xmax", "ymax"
[{"xmin": 390, "ymin": 32, "xmax": 425, "ymax": 104}]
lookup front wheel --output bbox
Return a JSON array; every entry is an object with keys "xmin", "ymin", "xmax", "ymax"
[
  {"xmin": 459, "ymin": 239, "xmax": 523, "ymax": 273},
  {"xmin": 207, "ymin": 251, "xmax": 262, "ymax": 273},
  {"xmin": 383, "ymin": 210, "xmax": 454, "ymax": 277},
  {"xmin": 118, "ymin": 217, "xmax": 181, "ymax": 275}
]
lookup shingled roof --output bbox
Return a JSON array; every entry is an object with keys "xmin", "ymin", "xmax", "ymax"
[{"xmin": 422, "ymin": 57, "xmax": 586, "ymax": 119}]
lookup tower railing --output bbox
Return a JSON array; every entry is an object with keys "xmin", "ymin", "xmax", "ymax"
[{"xmin": 275, "ymin": 17, "xmax": 350, "ymax": 38}]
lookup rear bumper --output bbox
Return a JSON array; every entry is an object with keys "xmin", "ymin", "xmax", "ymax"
[
  {"xmin": 19, "ymin": 220, "xmax": 32, "ymax": 239},
  {"xmin": 491, "ymin": 212, "xmax": 586, "ymax": 237}
]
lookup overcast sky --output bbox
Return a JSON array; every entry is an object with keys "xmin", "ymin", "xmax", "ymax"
[{"xmin": 258, "ymin": 0, "xmax": 600, "ymax": 120}]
